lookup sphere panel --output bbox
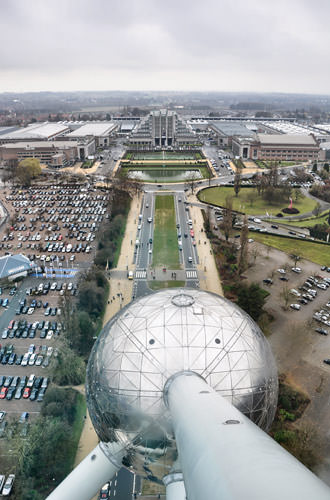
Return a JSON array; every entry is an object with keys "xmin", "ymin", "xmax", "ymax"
[{"xmin": 86, "ymin": 288, "xmax": 278, "ymax": 482}]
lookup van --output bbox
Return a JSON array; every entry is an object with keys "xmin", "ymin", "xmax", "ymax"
[{"xmin": 128, "ymin": 271, "xmax": 134, "ymax": 280}]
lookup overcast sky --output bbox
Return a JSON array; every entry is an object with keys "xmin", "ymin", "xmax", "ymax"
[{"xmin": 0, "ymin": 0, "xmax": 329, "ymax": 94}]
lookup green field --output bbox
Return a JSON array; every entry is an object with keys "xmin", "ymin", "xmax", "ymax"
[
  {"xmin": 199, "ymin": 187, "xmax": 316, "ymax": 216},
  {"xmin": 153, "ymin": 195, "xmax": 180, "ymax": 268},
  {"xmin": 252, "ymin": 233, "xmax": 330, "ymax": 266},
  {"xmin": 268, "ymin": 212, "xmax": 330, "ymax": 228}
]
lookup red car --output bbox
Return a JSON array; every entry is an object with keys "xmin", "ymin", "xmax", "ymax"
[
  {"xmin": 190, "ymin": 230, "xmax": 194, "ymax": 237},
  {"xmin": 23, "ymin": 387, "xmax": 31, "ymax": 399},
  {"xmin": 0, "ymin": 387, "xmax": 8, "ymax": 399},
  {"xmin": 8, "ymin": 320, "xmax": 14, "ymax": 330}
]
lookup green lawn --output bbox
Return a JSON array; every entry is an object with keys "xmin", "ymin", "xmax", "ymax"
[
  {"xmin": 69, "ymin": 392, "xmax": 86, "ymax": 470},
  {"xmin": 153, "ymin": 195, "xmax": 180, "ymax": 269},
  {"xmin": 148, "ymin": 280, "xmax": 185, "ymax": 290},
  {"xmin": 199, "ymin": 187, "xmax": 316, "ymax": 216},
  {"xmin": 268, "ymin": 212, "xmax": 330, "ymax": 228},
  {"xmin": 252, "ymin": 233, "xmax": 330, "ymax": 266}
]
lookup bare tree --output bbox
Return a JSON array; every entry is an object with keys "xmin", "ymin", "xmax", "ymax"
[
  {"xmin": 280, "ymin": 284, "xmax": 291, "ymax": 310},
  {"xmin": 234, "ymin": 165, "xmax": 242, "ymax": 197},
  {"xmin": 250, "ymin": 246, "xmax": 260, "ymax": 265},
  {"xmin": 238, "ymin": 215, "xmax": 249, "ymax": 274},
  {"xmin": 220, "ymin": 196, "xmax": 233, "ymax": 241},
  {"xmin": 290, "ymin": 254, "xmax": 302, "ymax": 267}
]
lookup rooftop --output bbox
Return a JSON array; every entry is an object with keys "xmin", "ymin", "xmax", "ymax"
[
  {"xmin": 211, "ymin": 121, "xmax": 255, "ymax": 137},
  {"xmin": 67, "ymin": 122, "xmax": 116, "ymax": 137},
  {"xmin": 0, "ymin": 254, "xmax": 33, "ymax": 279},
  {"xmin": 0, "ymin": 122, "xmax": 69, "ymax": 140},
  {"xmin": 257, "ymin": 134, "xmax": 318, "ymax": 145},
  {"xmin": 0, "ymin": 141, "xmax": 78, "ymax": 149}
]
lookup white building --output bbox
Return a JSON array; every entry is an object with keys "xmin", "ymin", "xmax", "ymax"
[{"xmin": 65, "ymin": 122, "xmax": 117, "ymax": 148}]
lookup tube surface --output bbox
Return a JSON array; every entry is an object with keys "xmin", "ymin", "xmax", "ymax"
[
  {"xmin": 166, "ymin": 372, "xmax": 330, "ymax": 500},
  {"xmin": 163, "ymin": 472, "xmax": 186, "ymax": 500},
  {"xmin": 46, "ymin": 442, "xmax": 124, "ymax": 500}
]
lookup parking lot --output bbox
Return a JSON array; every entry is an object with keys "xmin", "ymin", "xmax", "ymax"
[
  {"xmin": 0, "ymin": 181, "xmax": 108, "ymax": 437},
  {"xmin": 0, "ymin": 184, "xmax": 110, "ymax": 266},
  {"xmin": 0, "ymin": 277, "xmax": 78, "ymax": 423}
]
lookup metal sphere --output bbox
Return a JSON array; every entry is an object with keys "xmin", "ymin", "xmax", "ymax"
[{"xmin": 86, "ymin": 289, "xmax": 278, "ymax": 482}]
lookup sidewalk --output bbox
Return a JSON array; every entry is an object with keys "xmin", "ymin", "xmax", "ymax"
[
  {"xmin": 73, "ymin": 194, "xmax": 142, "ymax": 500},
  {"xmin": 103, "ymin": 193, "xmax": 142, "ymax": 325},
  {"xmin": 187, "ymin": 194, "xmax": 223, "ymax": 296}
]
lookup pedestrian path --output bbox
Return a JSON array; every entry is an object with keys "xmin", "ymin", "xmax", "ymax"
[{"xmin": 34, "ymin": 268, "xmax": 79, "ymax": 278}]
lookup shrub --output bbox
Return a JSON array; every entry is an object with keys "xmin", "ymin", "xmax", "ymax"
[{"xmin": 282, "ymin": 207, "xmax": 300, "ymax": 214}]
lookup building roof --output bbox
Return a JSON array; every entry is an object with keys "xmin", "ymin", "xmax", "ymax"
[
  {"xmin": 0, "ymin": 122, "xmax": 69, "ymax": 140},
  {"xmin": 257, "ymin": 134, "xmax": 318, "ymax": 146},
  {"xmin": 0, "ymin": 126, "xmax": 19, "ymax": 136},
  {"xmin": 67, "ymin": 122, "xmax": 116, "ymax": 138},
  {"xmin": 0, "ymin": 254, "xmax": 33, "ymax": 279},
  {"xmin": 0, "ymin": 141, "xmax": 78, "ymax": 149},
  {"xmin": 211, "ymin": 121, "xmax": 255, "ymax": 137}
]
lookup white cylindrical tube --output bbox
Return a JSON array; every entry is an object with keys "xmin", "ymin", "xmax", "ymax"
[
  {"xmin": 46, "ymin": 442, "xmax": 124, "ymax": 500},
  {"xmin": 163, "ymin": 472, "xmax": 186, "ymax": 500},
  {"xmin": 165, "ymin": 371, "xmax": 330, "ymax": 500}
]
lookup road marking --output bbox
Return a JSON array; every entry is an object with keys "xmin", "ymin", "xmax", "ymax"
[
  {"xmin": 186, "ymin": 270, "xmax": 198, "ymax": 279},
  {"xmin": 135, "ymin": 270, "xmax": 147, "ymax": 279}
]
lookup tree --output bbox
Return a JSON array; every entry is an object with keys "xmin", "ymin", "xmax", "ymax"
[
  {"xmin": 313, "ymin": 201, "xmax": 322, "ymax": 216},
  {"xmin": 233, "ymin": 166, "xmax": 242, "ymax": 197},
  {"xmin": 290, "ymin": 254, "xmax": 301, "ymax": 267},
  {"xmin": 238, "ymin": 216, "xmax": 249, "ymax": 274},
  {"xmin": 293, "ymin": 188, "xmax": 303, "ymax": 203},
  {"xmin": 324, "ymin": 163, "xmax": 329, "ymax": 172},
  {"xmin": 280, "ymin": 284, "xmax": 291, "ymax": 310},
  {"xmin": 184, "ymin": 174, "xmax": 198, "ymax": 194},
  {"xmin": 246, "ymin": 189, "xmax": 255, "ymax": 207},
  {"xmin": 236, "ymin": 283, "xmax": 267, "ymax": 321},
  {"xmin": 312, "ymin": 163, "xmax": 318, "ymax": 173},
  {"xmin": 16, "ymin": 158, "xmax": 41, "ymax": 186},
  {"xmin": 220, "ymin": 196, "xmax": 233, "ymax": 241},
  {"xmin": 50, "ymin": 341, "xmax": 85, "ymax": 385}
]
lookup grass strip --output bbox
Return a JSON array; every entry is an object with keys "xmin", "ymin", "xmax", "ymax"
[
  {"xmin": 253, "ymin": 232, "xmax": 330, "ymax": 266},
  {"xmin": 153, "ymin": 195, "xmax": 180, "ymax": 269}
]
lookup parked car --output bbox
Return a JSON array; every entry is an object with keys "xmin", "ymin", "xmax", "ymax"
[
  {"xmin": 290, "ymin": 303, "xmax": 301, "ymax": 311},
  {"xmin": 2, "ymin": 474, "xmax": 15, "ymax": 496}
]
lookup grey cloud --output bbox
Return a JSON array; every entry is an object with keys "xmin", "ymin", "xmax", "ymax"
[{"xmin": 0, "ymin": 0, "xmax": 330, "ymax": 93}]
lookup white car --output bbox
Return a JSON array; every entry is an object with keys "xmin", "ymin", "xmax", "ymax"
[
  {"xmin": 147, "ymin": 217, "xmax": 153, "ymax": 223},
  {"xmin": 277, "ymin": 269, "xmax": 286, "ymax": 274},
  {"xmin": 27, "ymin": 307, "xmax": 35, "ymax": 315},
  {"xmin": 291, "ymin": 267, "xmax": 302, "ymax": 273},
  {"xmin": 47, "ymin": 346, "xmax": 53, "ymax": 357},
  {"xmin": 290, "ymin": 303, "xmax": 301, "ymax": 311},
  {"xmin": 21, "ymin": 353, "xmax": 30, "ymax": 366},
  {"xmin": 290, "ymin": 289, "xmax": 301, "ymax": 297},
  {"xmin": 46, "ymin": 330, "xmax": 53, "ymax": 340},
  {"xmin": 137, "ymin": 225, "xmax": 141, "ymax": 230},
  {"xmin": 188, "ymin": 256, "xmax": 193, "ymax": 263},
  {"xmin": 2, "ymin": 474, "xmax": 15, "ymax": 496},
  {"xmin": 28, "ymin": 353, "xmax": 37, "ymax": 365}
]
